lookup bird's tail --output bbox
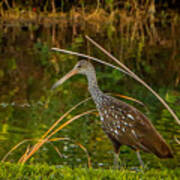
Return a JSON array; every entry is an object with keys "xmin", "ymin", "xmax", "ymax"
[
  {"xmin": 153, "ymin": 137, "xmax": 173, "ymax": 158},
  {"xmin": 142, "ymin": 130, "xmax": 173, "ymax": 158}
]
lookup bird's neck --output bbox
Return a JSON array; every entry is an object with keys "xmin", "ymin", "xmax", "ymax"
[{"xmin": 86, "ymin": 71, "xmax": 103, "ymax": 104}]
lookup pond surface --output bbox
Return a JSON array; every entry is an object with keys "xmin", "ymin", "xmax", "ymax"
[{"xmin": 0, "ymin": 17, "xmax": 180, "ymax": 168}]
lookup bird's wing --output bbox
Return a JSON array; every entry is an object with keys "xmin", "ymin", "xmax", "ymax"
[
  {"xmin": 102, "ymin": 97, "xmax": 173, "ymax": 157},
  {"xmin": 100, "ymin": 96, "xmax": 160, "ymax": 152}
]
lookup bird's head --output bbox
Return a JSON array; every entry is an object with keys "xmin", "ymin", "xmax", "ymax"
[
  {"xmin": 73, "ymin": 60, "xmax": 95, "ymax": 75},
  {"xmin": 51, "ymin": 60, "xmax": 94, "ymax": 90}
]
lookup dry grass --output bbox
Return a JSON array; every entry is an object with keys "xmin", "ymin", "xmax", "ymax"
[
  {"xmin": 1, "ymin": 95, "xmax": 95, "ymax": 166},
  {"xmin": 2, "ymin": 92, "xmax": 144, "ymax": 165},
  {"xmin": 51, "ymin": 45, "xmax": 179, "ymax": 125},
  {"xmin": 19, "ymin": 109, "xmax": 95, "ymax": 164},
  {"xmin": 85, "ymin": 35, "xmax": 180, "ymax": 125}
]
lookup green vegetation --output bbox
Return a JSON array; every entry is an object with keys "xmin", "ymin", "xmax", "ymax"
[
  {"xmin": 0, "ymin": 0, "xmax": 179, "ymax": 177},
  {"xmin": 0, "ymin": 23, "xmax": 180, "ymax": 168},
  {"xmin": 0, "ymin": 162, "xmax": 180, "ymax": 180}
]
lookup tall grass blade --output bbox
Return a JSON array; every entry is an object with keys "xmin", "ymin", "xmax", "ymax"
[
  {"xmin": 1, "ymin": 139, "xmax": 33, "ymax": 162},
  {"xmin": 40, "ymin": 97, "xmax": 92, "ymax": 140},
  {"xmin": 19, "ymin": 97, "xmax": 92, "ymax": 163},
  {"xmin": 111, "ymin": 93, "xmax": 145, "ymax": 106},
  {"xmin": 18, "ymin": 144, "xmax": 31, "ymax": 163},
  {"xmin": 20, "ymin": 109, "xmax": 96, "ymax": 163},
  {"xmin": 51, "ymin": 48, "xmax": 133, "ymax": 78},
  {"xmin": 85, "ymin": 35, "xmax": 180, "ymax": 125},
  {"xmin": 48, "ymin": 142, "xmax": 63, "ymax": 158},
  {"xmin": 175, "ymin": 137, "xmax": 180, "ymax": 144},
  {"xmin": 75, "ymin": 142, "xmax": 91, "ymax": 168},
  {"xmin": 49, "ymin": 138, "xmax": 91, "ymax": 168}
]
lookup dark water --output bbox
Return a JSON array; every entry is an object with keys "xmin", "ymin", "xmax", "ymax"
[{"xmin": 0, "ymin": 18, "xmax": 180, "ymax": 168}]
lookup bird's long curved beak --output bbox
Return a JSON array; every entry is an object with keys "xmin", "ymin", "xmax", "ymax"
[{"xmin": 51, "ymin": 69, "xmax": 78, "ymax": 90}]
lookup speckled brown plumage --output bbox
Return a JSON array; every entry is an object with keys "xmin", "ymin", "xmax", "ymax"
[
  {"xmin": 96, "ymin": 94, "xmax": 173, "ymax": 158},
  {"xmin": 52, "ymin": 60, "xmax": 173, "ymax": 162}
]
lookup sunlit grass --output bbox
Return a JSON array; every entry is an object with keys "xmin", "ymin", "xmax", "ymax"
[
  {"xmin": 20, "ymin": 109, "xmax": 95, "ymax": 164},
  {"xmin": 0, "ymin": 1, "xmax": 179, "ymax": 169},
  {"xmin": 1, "ymin": 93, "xmax": 144, "ymax": 166},
  {"xmin": 0, "ymin": 162, "xmax": 180, "ymax": 179},
  {"xmin": 1, "ymin": 96, "xmax": 94, "ymax": 165}
]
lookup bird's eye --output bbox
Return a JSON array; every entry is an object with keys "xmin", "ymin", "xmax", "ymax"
[{"xmin": 77, "ymin": 65, "xmax": 81, "ymax": 68}]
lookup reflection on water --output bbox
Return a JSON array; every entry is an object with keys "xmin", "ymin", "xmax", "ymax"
[{"xmin": 0, "ymin": 17, "xmax": 180, "ymax": 168}]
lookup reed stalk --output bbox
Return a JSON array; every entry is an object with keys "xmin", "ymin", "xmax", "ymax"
[
  {"xmin": 85, "ymin": 35, "xmax": 180, "ymax": 125},
  {"xmin": 52, "ymin": 45, "xmax": 179, "ymax": 124},
  {"xmin": 20, "ymin": 109, "xmax": 96, "ymax": 163}
]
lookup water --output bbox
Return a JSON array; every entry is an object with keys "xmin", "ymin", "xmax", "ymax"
[{"xmin": 0, "ymin": 18, "xmax": 180, "ymax": 168}]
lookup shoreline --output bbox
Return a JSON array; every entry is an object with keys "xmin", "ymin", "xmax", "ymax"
[{"xmin": 0, "ymin": 8, "xmax": 179, "ymax": 26}]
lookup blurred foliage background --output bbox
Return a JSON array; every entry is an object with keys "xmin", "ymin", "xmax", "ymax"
[{"xmin": 0, "ymin": 0, "xmax": 180, "ymax": 169}]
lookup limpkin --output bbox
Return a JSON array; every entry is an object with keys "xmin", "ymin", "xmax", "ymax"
[{"xmin": 52, "ymin": 60, "xmax": 173, "ymax": 168}]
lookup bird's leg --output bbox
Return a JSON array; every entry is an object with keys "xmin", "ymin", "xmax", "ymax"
[
  {"xmin": 113, "ymin": 144, "xmax": 121, "ymax": 169},
  {"xmin": 107, "ymin": 134, "xmax": 121, "ymax": 169},
  {"xmin": 136, "ymin": 150, "xmax": 144, "ymax": 168},
  {"xmin": 113, "ymin": 152, "xmax": 120, "ymax": 169}
]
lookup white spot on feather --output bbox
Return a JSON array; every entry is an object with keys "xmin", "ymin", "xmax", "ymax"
[
  {"xmin": 122, "ymin": 127, "xmax": 125, "ymax": 132},
  {"xmin": 117, "ymin": 125, "xmax": 121, "ymax": 129},
  {"xmin": 114, "ymin": 130, "xmax": 118, "ymax": 135},
  {"xmin": 128, "ymin": 123, "xmax": 133, "ymax": 127},
  {"xmin": 123, "ymin": 121, "xmax": 128, "ymax": 126},
  {"xmin": 113, "ymin": 122, "xmax": 116, "ymax": 126},
  {"xmin": 131, "ymin": 129, "xmax": 137, "ymax": 138},
  {"xmin": 110, "ymin": 128, "xmax": 114, "ymax": 132},
  {"xmin": 127, "ymin": 114, "xmax": 134, "ymax": 120},
  {"xmin": 100, "ymin": 116, "xmax": 104, "ymax": 121}
]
